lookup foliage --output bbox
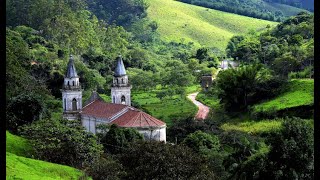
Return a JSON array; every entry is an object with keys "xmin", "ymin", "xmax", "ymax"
[
  {"xmin": 132, "ymin": 89, "xmax": 197, "ymax": 126},
  {"xmin": 258, "ymin": 117, "xmax": 314, "ymax": 179},
  {"xmin": 289, "ymin": 66, "xmax": 313, "ymax": 79},
  {"xmin": 218, "ymin": 130, "xmax": 268, "ymax": 178},
  {"xmin": 226, "ymin": 12, "xmax": 314, "ymax": 78},
  {"xmin": 167, "ymin": 117, "xmax": 211, "ymax": 143},
  {"xmin": 100, "ymin": 124, "xmax": 143, "ymax": 154},
  {"xmin": 179, "ymin": 0, "xmax": 310, "ymax": 21},
  {"xmin": 216, "ymin": 63, "xmax": 282, "ymax": 111},
  {"xmin": 252, "ymin": 79, "xmax": 314, "ymax": 116},
  {"xmin": 117, "ymin": 141, "xmax": 215, "ymax": 179},
  {"xmin": 87, "ymin": 0, "xmax": 148, "ymax": 27},
  {"xmin": 182, "ymin": 130, "xmax": 220, "ymax": 153},
  {"xmin": 127, "ymin": 68, "xmax": 158, "ymax": 90},
  {"xmin": 6, "ymin": 93, "xmax": 48, "ymax": 134},
  {"xmin": 85, "ymin": 155, "xmax": 126, "ymax": 180},
  {"xmin": 264, "ymin": 0, "xmax": 314, "ymax": 11},
  {"xmin": 6, "ymin": 152, "xmax": 90, "ymax": 180},
  {"xmin": 6, "ymin": 131, "xmax": 34, "ymax": 158},
  {"xmin": 19, "ymin": 118, "xmax": 103, "ymax": 169}
]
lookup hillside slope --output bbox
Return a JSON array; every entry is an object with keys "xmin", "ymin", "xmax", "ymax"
[
  {"xmin": 146, "ymin": 0, "xmax": 278, "ymax": 50},
  {"xmin": 6, "ymin": 131, "xmax": 90, "ymax": 180}
]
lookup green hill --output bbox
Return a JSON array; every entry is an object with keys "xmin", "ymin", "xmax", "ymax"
[
  {"xmin": 6, "ymin": 131, "xmax": 90, "ymax": 180},
  {"xmin": 146, "ymin": 0, "xmax": 278, "ymax": 50},
  {"xmin": 252, "ymin": 79, "xmax": 314, "ymax": 119},
  {"xmin": 253, "ymin": 79, "xmax": 314, "ymax": 113}
]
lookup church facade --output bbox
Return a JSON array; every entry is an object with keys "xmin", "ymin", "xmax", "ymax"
[{"xmin": 61, "ymin": 55, "xmax": 166, "ymax": 142}]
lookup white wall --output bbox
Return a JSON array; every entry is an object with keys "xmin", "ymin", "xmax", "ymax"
[
  {"xmin": 138, "ymin": 127, "xmax": 166, "ymax": 143},
  {"xmin": 62, "ymin": 91, "xmax": 82, "ymax": 111}
]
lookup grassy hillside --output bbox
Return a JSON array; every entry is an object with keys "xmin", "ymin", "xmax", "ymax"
[
  {"xmin": 6, "ymin": 131, "xmax": 34, "ymax": 157},
  {"xmin": 252, "ymin": 79, "xmax": 314, "ymax": 113},
  {"xmin": 146, "ymin": 0, "xmax": 278, "ymax": 50},
  {"xmin": 7, "ymin": 152, "xmax": 90, "ymax": 180},
  {"xmin": 6, "ymin": 131, "xmax": 90, "ymax": 180}
]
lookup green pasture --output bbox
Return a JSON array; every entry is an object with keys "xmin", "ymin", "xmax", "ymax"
[
  {"xmin": 146, "ymin": 0, "xmax": 278, "ymax": 50},
  {"xmin": 6, "ymin": 152, "xmax": 90, "ymax": 180},
  {"xmin": 6, "ymin": 131, "xmax": 90, "ymax": 180},
  {"xmin": 252, "ymin": 79, "xmax": 314, "ymax": 113},
  {"xmin": 221, "ymin": 119, "xmax": 283, "ymax": 135}
]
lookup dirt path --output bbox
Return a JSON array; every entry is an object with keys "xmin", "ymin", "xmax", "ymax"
[{"xmin": 187, "ymin": 92, "xmax": 210, "ymax": 120}]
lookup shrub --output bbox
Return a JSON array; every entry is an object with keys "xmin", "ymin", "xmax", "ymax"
[
  {"xmin": 19, "ymin": 118, "xmax": 103, "ymax": 169},
  {"xmin": 261, "ymin": 117, "xmax": 314, "ymax": 179},
  {"xmin": 100, "ymin": 124, "xmax": 143, "ymax": 154},
  {"xmin": 6, "ymin": 93, "xmax": 48, "ymax": 134},
  {"xmin": 85, "ymin": 155, "xmax": 126, "ymax": 180},
  {"xmin": 117, "ymin": 141, "xmax": 216, "ymax": 179},
  {"xmin": 182, "ymin": 130, "xmax": 220, "ymax": 153}
]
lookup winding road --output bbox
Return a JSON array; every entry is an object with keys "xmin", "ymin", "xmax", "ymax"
[{"xmin": 187, "ymin": 92, "xmax": 210, "ymax": 120}]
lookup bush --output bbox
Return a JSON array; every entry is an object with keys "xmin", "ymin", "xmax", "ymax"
[
  {"xmin": 6, "ymin": 93, "xmax": 48, "ymax": 134},
  {"xmin": 19, "ymin": 118, "xmax": 103, "ymax": 169},
  {"xmin": 100, "ymin": 124, "xmax": 143, "ymax": 154},
  {"xmin": 261, "ymin": 117, "xmax": 314, "ymax": 179},
  {"xmin": 182, "ymin": 130, "xmax": 220, "ymax": 153},
  {"xmin": 85, "ymin": 155, "xmax": 126, "ymax": 180},
  {"xmin": 167, "ymin": 117, "xmax": 211, "ymax": 144},
  {"xmin": 117, "ymin": 141, "xmax": 216, "ymax": 179}
]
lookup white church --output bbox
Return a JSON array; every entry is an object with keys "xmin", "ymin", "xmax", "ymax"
[{"xmin": 61, "ymin": 55, "xmax": 166, "ymax": 142}]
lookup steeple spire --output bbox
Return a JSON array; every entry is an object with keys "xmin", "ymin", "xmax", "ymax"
[
  {"xmin": 114, "ymin": 55, "xmax": 126, "ymax": 77},
  {"xmin": 66, "ymin": 55, "xmax": 78, "ymax": 78}
]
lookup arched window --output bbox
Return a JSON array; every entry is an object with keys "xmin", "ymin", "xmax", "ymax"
[
  {"xmin": 73, "ymin": 81, "xmax": 75, "ymax": 86},
  {"xmin": 113, "ymin": 96, "xmax": 115, "ymax": 103},
  {"xmin": 121, "ymin": 95, "xmax": 126, "ymax": 104},
  {"xmin": 67, "ymin": 81, "xmax": 69, "ymax": 86},
  {"xmin": 64, "ymin": 98, "xmax": 66, "ymax": 110},
  {"xmin": 116, "ymin": 79, "xmax": 119, "ymax": 84},
  {"xmin": 72, "ymin": 98, "xmax": 77, "ymax": 111},
  {"xmin": 121, "ymin": 78, "xmax": 124, "ymax": 83}
]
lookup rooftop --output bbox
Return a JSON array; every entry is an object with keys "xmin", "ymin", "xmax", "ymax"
[
  {"xmin": 114, "ymin": 55, "xmax": 126, "ymax": 77},
  {"xmin": 66, "ymin": 55, "xmax": 78, "ymax": 78}
]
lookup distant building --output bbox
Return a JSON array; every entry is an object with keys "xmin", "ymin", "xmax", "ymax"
[
  {"xmin": 201, "ymin": 75, "xmax": 213, "ymax": 91},
  {"xmin": 61, "ymin": 55, "xmax": 166, "ymax": 142},
  {"xmin": 220, "ymin": 59, "xmax": 238, "ymax": 70}
]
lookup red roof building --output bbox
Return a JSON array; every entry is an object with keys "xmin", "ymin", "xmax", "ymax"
[{"xmin": 80, "ymin": 94, "xmax": 166, "ymax": 142}]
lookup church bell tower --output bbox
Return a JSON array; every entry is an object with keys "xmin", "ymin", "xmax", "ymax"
[
  {"xmin": 111, "ymin": 55, "xmax": 132, "ymax": 106},
  {"xmin": 61, "ymin": 55, "xmax": 83, "ymax": 120}
]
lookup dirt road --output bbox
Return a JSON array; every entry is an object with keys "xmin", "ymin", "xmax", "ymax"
[{"xmin": 187, "ymin": 92, "xmax": 210, "ymax": 120}]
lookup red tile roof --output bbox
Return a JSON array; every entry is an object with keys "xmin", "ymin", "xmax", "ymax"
[
  {"xmin": 81, "ymin": 100, "xmax": 127, "ymax": 119},
  {"xmin": 111, "ymin": 108, "xmax": 166, "ymax": 128},
  {"xmin": 81, "ymin": 99, "xmax": 165, "ymax": 128}
]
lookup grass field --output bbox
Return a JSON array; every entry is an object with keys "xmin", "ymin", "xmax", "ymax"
[
  {"xmin": 221, "ymin": 119, "xmax": 283, "ymax": 135},
  {"xmin": 6, "ymin": 131, "xmax": 34, "ymax": 157},
  {"xmin": 252, "ymin": 79, "xmax": 314, "ymax": 113},
  {"xmin": 132, "ymin": 90, "xmax": 197, "ymax": 127},
  {"xmin": 195, "ymin": 90, "xmax": 220, "ymax": 108},
  {"xmin": 6, "ymin": 131, "xmax": 90, "ymax": 180},
  {"xmin": 146, "ymin": 0, "xmax": 278, "ymax": 50},
  {"xmin": 6, "ymin": 152, "xmax": 90, "ymax": 180}
]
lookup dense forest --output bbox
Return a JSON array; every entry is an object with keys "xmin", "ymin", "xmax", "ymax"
[
  {"xmin": 6, "ymin": 0, "xmax": 314, "ymax": 179},
  {"xmin": 263, "ymin": 0, "xmax": 314, "ymax": 11},
  {"xmin": 178, "ymin": 0, "xmax": 311, "ymax": 21}
]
